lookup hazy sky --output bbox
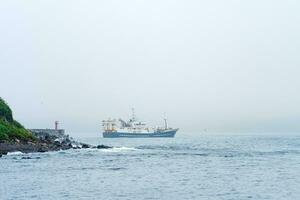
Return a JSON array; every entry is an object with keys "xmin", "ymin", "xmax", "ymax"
[{"xmin": 1, "ymin": 1, "xmax": 300, "ymax": 136}]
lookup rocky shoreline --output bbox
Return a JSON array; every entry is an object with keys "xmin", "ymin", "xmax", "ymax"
[
  {"xmin": 0, "ymin": 139, "xmax": 111, "ymax": 158},
  {"xmin": 0, "ymin": 97, "xmax": 111, "ymax": 157}
]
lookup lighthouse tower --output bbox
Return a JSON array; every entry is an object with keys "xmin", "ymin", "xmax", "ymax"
[{"xmin": 55, "ymin": 121, "xmax": 59, "ymax": 130}]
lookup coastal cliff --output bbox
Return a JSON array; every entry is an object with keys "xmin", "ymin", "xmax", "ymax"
[{"xmin": 0, "ymin": 97, "xmax": 35, "ymax": 142}]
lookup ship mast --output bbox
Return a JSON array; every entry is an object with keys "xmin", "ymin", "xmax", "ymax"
[
  {"xmin": 132, "ymin": 108, "xmax": 136, "ymax": 121},
  {"xmin": 163, "ymin": 113, "xmax": 168, "ymax": 130}
]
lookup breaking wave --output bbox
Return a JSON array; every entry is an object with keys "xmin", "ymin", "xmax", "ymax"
[
  {"xmin": 6, "ymin": 151, "xmax": 24, "ymax": 156},
  {"xmin": 100, "ymin": 146, "xmax": 137, "ymax": 152}
]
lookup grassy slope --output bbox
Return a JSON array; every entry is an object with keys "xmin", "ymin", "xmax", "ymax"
[{"xmin": 0, "ymin": 97, "xmax": 35, "ymax": 142}]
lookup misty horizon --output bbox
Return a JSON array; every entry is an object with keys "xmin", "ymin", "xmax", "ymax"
[{"xmin": 1, "ymin": 1, "xmax": 300, "ymax": 136}]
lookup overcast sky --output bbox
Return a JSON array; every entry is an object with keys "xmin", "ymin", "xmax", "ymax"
[{"xmin": 1, "ymin": 1, "xmax": 300, "ymax": 136}]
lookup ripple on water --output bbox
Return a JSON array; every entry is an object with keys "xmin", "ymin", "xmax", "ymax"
[
  {"xmin": 107, "ymin": 167, "xmax": 127, "ymax": 171},
  {"xmin": 1, "ymin": 135, "xmax": 300, "ymax": 200}
]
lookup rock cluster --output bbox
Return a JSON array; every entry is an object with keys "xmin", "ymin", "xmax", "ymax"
[{"xmin": 0, "ymin": 137, "xmax": 111, "ymax": 157}]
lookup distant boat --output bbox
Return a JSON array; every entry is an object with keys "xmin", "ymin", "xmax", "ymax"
[{"xmin": 102, "ymin": 109, "xmax": 178, "ymax": 138}]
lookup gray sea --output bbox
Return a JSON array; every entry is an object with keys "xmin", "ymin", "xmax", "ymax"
[{"xmin": 1, "ymin": 134, "xmax": 300, "ymax": 200}]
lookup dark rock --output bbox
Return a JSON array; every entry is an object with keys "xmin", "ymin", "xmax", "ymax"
[
  {"xmin": 27, "ymin": 141, "xmax": 36, "ymax": 146},
  {"xmin": 37, "ymin": 148, "xmax": 46, "ymax": 153},
  {"xmin": 61, "ymin": 145, "xmax": 70, "ymax": 150},
  {"xmin": 61, "ymin": 140, "xmax": 68, "ymax": 145},
  {"xmin": 65, "ymin": 138, "xmax": 71, "ymax": 143},
  {"xmin": 81, "ymin": 144, "xmax": 90, "ymax": 148},
  {"xmin": 21, "ymin": 156, "xmax": 41, "ymax": 160},
  {"xmin": 97, "ymin": 144, "xmax": 112, "ymax": 149},
  {"xmin": 21, "ymin": 156, "xmax": 32, "ymax": 159},
  {"xmin": 0, "ymin": 150, "xmax": 8, "ymax": 156}
]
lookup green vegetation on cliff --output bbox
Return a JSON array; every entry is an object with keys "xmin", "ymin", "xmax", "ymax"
[{"xmin": 0, "ymin": 97, "xmax": 35, "ymax": 141}]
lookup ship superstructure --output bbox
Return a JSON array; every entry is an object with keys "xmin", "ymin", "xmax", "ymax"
[{"xmin": 102, "ymin": 109, "xmax": 178, "ymax": 138}]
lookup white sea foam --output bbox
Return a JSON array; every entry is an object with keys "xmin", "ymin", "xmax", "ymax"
[
  {"xmin": 101, "ymin": 147, "xmax": 137, "ymax": 152},
  {"xmin": 7, "ymin": 151, "xmax": 23, "ymax": 156}
]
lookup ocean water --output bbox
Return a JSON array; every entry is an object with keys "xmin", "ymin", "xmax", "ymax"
[{"xmin": 1, "ymin": 134, "xmax": 300, "ymax": 200}]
